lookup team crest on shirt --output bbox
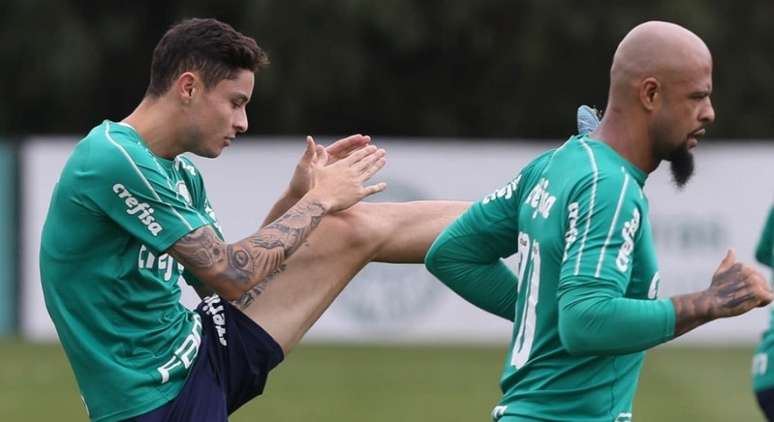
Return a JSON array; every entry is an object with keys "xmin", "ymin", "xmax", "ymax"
[{"xmin": 175, "ymin": 181, "xmax": 192, "ymax": 205}]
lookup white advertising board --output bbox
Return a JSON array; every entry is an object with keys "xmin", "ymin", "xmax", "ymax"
[{"xmin": 21, "ymin": 137, "xmax": 774, "ymax": 344}]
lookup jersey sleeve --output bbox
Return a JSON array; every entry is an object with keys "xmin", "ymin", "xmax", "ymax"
[
  {"xmin": 557, "ymin": 169, "xmax": 674, "ymax": 355},
  {"xmin": 425, "ymin": 171, "xmax": 528, "ymax": 321},
  {"xmin": 755, "ymin": 205, "xmax": 774, "ymax": 268},
  {"xmin": 175, "ymin": 156, "xmax": 224, "ymax": 287},
  {"xmin": 82, "ymin": 141, "xmax": 210, "ymax": 255}
]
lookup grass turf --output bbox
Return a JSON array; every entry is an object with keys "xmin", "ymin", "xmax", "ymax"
[{"xmin": 0, "ymin": 341, "xmax": 764, "ymax": 421}]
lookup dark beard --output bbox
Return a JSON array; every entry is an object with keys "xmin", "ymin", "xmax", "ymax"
[{"xmin": 668, "ymin": 142, "xmax": 695, "ymax": 188}]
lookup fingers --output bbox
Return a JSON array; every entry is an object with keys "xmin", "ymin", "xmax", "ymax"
[
  {"xmin": 314, "ymin": 143, "xmax": 328, "ymax": 166},
  {"xmin": 359, "ymin": 154, "xmax": 386, "ymax": 182},
  {"xmin": 352, "ymin": 147, "xmax": 386, "ymax": 175},
  {"xmin": 326, "ymin": 134, "xmax": 371, "ymax": 158},
  {"xmin": 340, "ymin": 144, "xmax": 379, "ymax": 165},
  {"xmin": 715, "ymin": 249, "xmax": 736, "ymax": 274},
  {"xmin": 302, "ymin": 136, "xmax": 317, "ymax": 163},
  {"xmin": 361, "ymin": 182, "xmax": 388, "ymax": 198}
]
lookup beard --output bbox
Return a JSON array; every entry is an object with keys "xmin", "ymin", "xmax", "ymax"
[{"xmin": 667, "ymin": 141, "xmax": 695, "ymax": 188}]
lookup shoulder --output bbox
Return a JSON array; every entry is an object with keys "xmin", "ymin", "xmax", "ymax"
[{"xmin": 78, "ymin": 122, "xmax": 157, "ymax": 171}]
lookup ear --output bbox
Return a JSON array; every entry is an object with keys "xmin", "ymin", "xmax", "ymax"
[
  {"xmin": 175, "ymin": 72, "xmax": 199, "ymax": 105},
  {"xmin": 639, "ymin": 77, "xmax": 660, "ymax": 112}
]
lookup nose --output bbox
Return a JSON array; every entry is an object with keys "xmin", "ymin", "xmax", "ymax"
[
  {"xmin": 234, "ymin": 107, "xmax": 248, "ymax": 134},
  {"xmin": 700, "ymin": 98, "xmax": 715, "ymax": 125}
]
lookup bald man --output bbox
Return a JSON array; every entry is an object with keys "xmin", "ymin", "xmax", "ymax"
[{"xmin": 426, "ymin": 21, "xmax": 773, "ymax": 422}]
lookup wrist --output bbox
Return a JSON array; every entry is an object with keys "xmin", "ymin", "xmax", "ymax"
[
  {"xmin": 283, "ymin": 187, "xmax": 305, "ymax": 202},
  {"xmin": 301, "ymin": 190, "xmax": 332, "ymax": 214}
]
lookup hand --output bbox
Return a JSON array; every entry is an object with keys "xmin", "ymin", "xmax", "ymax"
[
  {"xmin": 671, "ymin": 249, "xmax": 773, "ymax": 337},
  {"xmin": 704, "ymin": 249, "xmax": 773, "ymax": 318},
  {"xmin": 306, "ymin": 143, "xmax": 387, "ymax": 212},
  {"xmin": 286, "ymin": 135, "xmax": 371, "ymax": 199}
]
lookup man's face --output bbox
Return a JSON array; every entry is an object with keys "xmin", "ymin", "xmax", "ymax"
[
  {"xmin": 650, "ymin": 61, "xmax": 715, "ymax": 187},
  {"xmin": 185, "ymin": 69, "xmax": 254, "ymax": 158}
]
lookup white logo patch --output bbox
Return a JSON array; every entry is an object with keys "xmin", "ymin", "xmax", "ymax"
[
  {"xmin": 112, "ymin": 184, "xmax": 163, "ymax": 236},
  {"xmin": 176, "ymin": 181, "xmax": 192, "ymax": 205},
  {"xmin": 483, "ymin": 174, "xmax": 522, "ymax": 204},
  {"xmin": 616, "ymin": 208, "xmax": 640, "ymax": 272},
  {"xmin": 524, "ymin": 177, "xmax": 556, "ymax": 219}
]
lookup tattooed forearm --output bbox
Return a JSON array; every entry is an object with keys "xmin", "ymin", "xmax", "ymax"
[
  {"xmin": 252, "ymin": 200, "xmax": 325, "ymax": 257},
  {"xmin": 169, "ymin": 198, "xmax": 326, "ymax": 299},
  {"xmin": 671, "ymin": 292, "xmax": 713, "ymax": 337},
  {"xmin": 231, "ymin": 265, "xmax": 287, "ymax": 310},
  {"xmin": 672, "ymin": 263, "xmax": 762, "ymax": 337}
]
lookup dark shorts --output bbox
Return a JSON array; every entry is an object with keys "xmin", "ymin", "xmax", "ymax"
[
  {"xmin": 757, "ymin": 387, "xmax": 774, "ymax": 421},
  {"xmin": 124, "ymin": 295, "xmax": 285, "ymax": 422}
]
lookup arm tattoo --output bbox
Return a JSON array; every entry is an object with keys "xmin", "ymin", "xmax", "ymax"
[
  {"xmin": 173, "ymin": 227, "xmax": 226, "ymax": 269},
  {"xmin": 231, "ymin": 264, "xmax": 286, "ymax": 310},
  {"xmin": 671, "ymin": 292, "xmax": 713, "ymax": 337},
  {"xmin": 672, "ymin": 263, "xmax": 756, "ymax": 337},
  {"xmin": 171, "ymin": 199, "xmax": 325, "ymax": 295},
  {"xmin": 253, "ymin": 200, "xmax": 325, "ymax": 256}
]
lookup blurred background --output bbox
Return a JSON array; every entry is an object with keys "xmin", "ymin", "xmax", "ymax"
[{"xmin": 1, "ymin": 1, "xmax": 774, "ymax": 421}]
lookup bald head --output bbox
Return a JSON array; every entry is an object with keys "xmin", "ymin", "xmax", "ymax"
[
  {"xmin": 610, "ymin": 21, "xmax": 712, "ymax": 98},
  {"xmin": 596, "ymin": 21, "xmax": 715, "ymax": 183}
]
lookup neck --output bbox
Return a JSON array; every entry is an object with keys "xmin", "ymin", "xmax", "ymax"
[
  {"xmin": 589, "ymin": 106, "xmax": 659, "ymax": 173},
  {"xmin": 122, "ymin": 96, "xmax": 184, "ymax": 160}
]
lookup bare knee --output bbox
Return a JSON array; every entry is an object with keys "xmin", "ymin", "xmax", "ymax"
[{"xmin": 318, "ymin": 204, "xmax": 386, "ymax": 253}]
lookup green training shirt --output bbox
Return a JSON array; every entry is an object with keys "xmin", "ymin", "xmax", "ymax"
[
  {"xmin": 752, "ymin": 204, "xmax": 774, "ymax": 391},
  {"xmin": 427, "ymin": 135, "xmax": 675, "ymax": 422},
  {"xmin": 40, "ymin": 121, "xmax": 220, "ymax": 422}
]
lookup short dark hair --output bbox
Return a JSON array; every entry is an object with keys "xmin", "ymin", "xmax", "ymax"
[{"xmin": 145, "ymin": 18, "xmax": 269, "ymax": 97}]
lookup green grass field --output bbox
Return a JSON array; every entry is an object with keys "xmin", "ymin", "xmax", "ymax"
[{"xmin": 0, "ymin": 341, "xmax": 764, "ymax": 421}]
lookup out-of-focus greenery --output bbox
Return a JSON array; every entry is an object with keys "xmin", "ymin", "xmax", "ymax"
[
  {"xmin": 0, "ymin": 341, "xmax": 765, "ymax": 421},
  {"xmin": 2, "ymin": 1, "xmax": 773, "ymax": 139}
]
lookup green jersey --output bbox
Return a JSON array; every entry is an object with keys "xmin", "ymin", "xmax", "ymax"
[
  {"xmin": 752, "ymin": 204, "xmax": 774, "ymax": 391},
  {"xmin": 40, "ymin": 121, "xmax": 220, "ymax": 421},
  {"xmin": 427, "ymin": 135, "xmax": 675, "ymax": 421}
]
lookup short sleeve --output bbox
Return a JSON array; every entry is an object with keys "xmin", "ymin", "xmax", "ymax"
[
  {"xmin": 559, "ymin": 167, "xmax": 645, "ymax": 291},
  {"xmin": 82, "ymin": 140, "xmax": 210, "ymax": 254}
]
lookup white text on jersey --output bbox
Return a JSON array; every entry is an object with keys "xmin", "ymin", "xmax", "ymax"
[{"xmin": 113, "ymin": 184, "xmax": 164, "ymax": 236}]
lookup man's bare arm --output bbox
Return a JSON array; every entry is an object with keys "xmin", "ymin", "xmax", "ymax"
[
  {"xmin": 169, "ymin": 198, "xmax": 325, "ymax": 301},
  {"xmin": 169, "ymin": 141, "xmax": 385, "ymax": 301}
]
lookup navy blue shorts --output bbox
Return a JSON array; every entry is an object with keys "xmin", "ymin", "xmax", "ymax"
[{"xmin": 123, "ymin": 295, "xmax": 285, "ymax": 422}]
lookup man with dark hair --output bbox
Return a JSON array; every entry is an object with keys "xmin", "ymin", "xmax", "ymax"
[
  {"xmin": 426, "ymin": 21, "xmax": 773, "ymax": 421},
  {"xmin": 40, "ymin": 18, "xmax": 467, "ymax": 421}
]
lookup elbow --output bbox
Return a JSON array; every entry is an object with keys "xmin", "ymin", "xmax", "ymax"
[
  {"xmin": 558, "ymin": 307, "xmax": 601, "ymax": 356},
  {"xmin": 217, "ymin": 288, "xmax": 244, "ymax": 302},
  {"xmin": 199, "ymin": 275, "xmax": 248, "ymax": 302},
  {"xmin": 424, "ymin": 239, "xmax": 444, "ymax": 277}
]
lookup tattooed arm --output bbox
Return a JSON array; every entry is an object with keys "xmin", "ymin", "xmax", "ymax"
[
  {"xmin": 168, "ymin": 137, "xmax": 386, "ymax": 302},
  {"xmin": 671, "ymin": 250, "xmax": 773, "ymax": 337},
  {"xmin": 169, "ymin": 198, "xmax": 325, "ymax": 301}
]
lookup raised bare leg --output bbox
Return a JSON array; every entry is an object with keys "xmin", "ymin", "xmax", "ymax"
[{"xmin": 232, "ymin": 200, "xmax": 470, "ymax": 354}]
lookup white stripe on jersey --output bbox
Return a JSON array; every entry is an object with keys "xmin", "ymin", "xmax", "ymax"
[
  {"xmin": 104, "ymin": 122, "xmax": 194, "ymax": 231},
  {"xmin": 595, "ymin": 167, "xmax": 630, "ymax": 277},
  {"xmin": 575, "ymin": 139, "xmax": 599, "ymax": 275}
]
